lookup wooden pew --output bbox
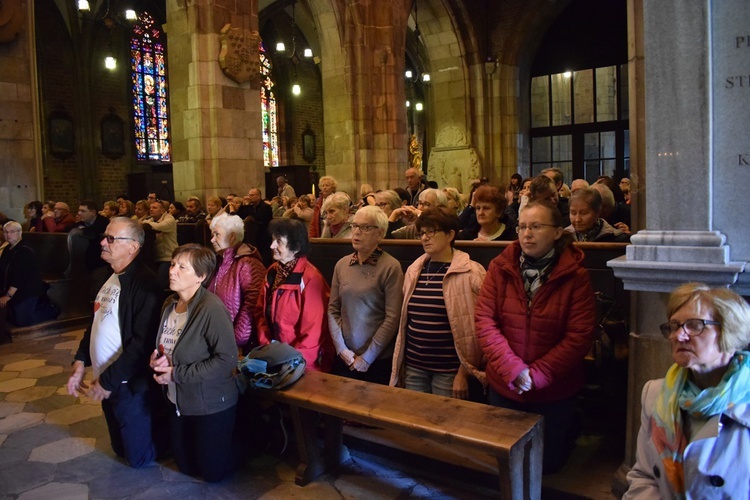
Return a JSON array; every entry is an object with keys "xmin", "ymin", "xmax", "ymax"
[{"xmin": 257, "ymin": 371, "xmax": 544, "ymax": 500}]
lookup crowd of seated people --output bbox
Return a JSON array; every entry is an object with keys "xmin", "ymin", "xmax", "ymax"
[{"xmin": 0, "ymin": 168, "xmax": 640, "ymax": 482}]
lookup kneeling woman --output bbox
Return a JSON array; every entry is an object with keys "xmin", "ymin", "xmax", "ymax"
[
  {"xmin": 151, "ymin": 244, "xmax": 239, "ymax": 482},
  {"xmin": 390, "ymin": 207, "xmax": 487, "ymax": 400}
]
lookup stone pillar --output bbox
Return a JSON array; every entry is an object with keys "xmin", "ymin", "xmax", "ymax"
[
  {"xmin": 0, "ymin": 0, "xmax": 42, "ymax": 221},
  {"xmin": 313, "ymin": 0, "xmax": 410, "ymax": 197},
  {"xmin": 166, "ymin": 0, "xmax": 264, "ymax": 200},
  {"xmin": 608, "ymin": 0, "xmax": 748, "ymax": 493}
]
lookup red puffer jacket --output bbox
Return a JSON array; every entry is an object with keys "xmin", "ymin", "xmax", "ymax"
[
  {"xmin": 475, "ymin": 241, "xmax": 596, "ymax": 403},
  {"xmin": 256, "ymin": 257, "xmax": 334, "ymax": 372}
]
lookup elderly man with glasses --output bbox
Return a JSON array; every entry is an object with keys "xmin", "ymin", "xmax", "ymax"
[
  {"xmin": 66, "ymin": 217, "xmax": 166, "ymax": 468},
  {"xmin": 42, "ymin": 201, "xmax": 76, "ymax": 232}
]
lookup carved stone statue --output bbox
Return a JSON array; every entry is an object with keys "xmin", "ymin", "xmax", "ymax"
[{"xmin": 409, "ymin": 134, "xmax": 423, "ymax": 175}]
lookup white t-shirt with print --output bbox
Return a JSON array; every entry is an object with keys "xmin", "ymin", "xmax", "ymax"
[{"xmin": 90, "ymin": 273, "xmax": 123, "ymax": 379}]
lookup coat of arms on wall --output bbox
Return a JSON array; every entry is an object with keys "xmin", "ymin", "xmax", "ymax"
[{"xmin": 219, "ymin": 24, "xmax": 260, "ymax": 85}]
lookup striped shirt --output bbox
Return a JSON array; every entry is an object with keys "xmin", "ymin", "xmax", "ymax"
[{"xmin": 404, "ymin": 261, "xmax": 460, "ymax": 373}]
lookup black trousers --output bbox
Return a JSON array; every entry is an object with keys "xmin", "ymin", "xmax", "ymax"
[{"xmin": 168, "ymin": 403, "xmax": 238, "ymax": 482}]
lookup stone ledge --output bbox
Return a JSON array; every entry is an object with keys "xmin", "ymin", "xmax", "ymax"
[
  {"xmin": 608, "ymin": 255, "xmax": 745, "ymax": 292},
  {"xmin": 630, "ymin": 230, "xmax": 725, "ymax": 247}
]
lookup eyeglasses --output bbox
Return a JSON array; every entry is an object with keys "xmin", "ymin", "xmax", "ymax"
[
  {"xmin": 516, "ymin": 223, "xmax": 558, "ymax": 234},
  {"xmin": 101, "ymin": 234, "xmax": 136, "ymax": 244},
  {"xmin": 659, "ymin": 319, "xmax": 721, "ymax": 339},
  {"xmin": 351, "ymin": 223, "xmax": 378, "ymax": 233},
  {"xmin": 418, "ymin": 229, "xmax": 443, "ymax": 239}
]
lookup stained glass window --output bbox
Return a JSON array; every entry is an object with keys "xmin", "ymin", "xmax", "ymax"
[
  {"xmin": 260, "ymin": 42, "xmax": 279, "ymax": 167},
  {"xmin": 131, "ymin": 13, "xmax": 170, "ymax": 162}
]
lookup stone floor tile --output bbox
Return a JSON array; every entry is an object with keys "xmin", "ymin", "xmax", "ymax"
[
  {"xmin": 0, "ymin": 378, "xmax": 36, "ymax": 393},
  {"xmin": 5, "ymin": 386, "xmax": 57, "ymax": 403},
  {"xmin": 17, "ymin": 481, "xmax": 89, "ymax": 500},
  {"xmin": 256, "ymin": 480, "xmax": 343, "ymax": 499},
  {"xmin": 2, "ymin": 423, "xmax": 72, "ymax": 452},
  {"xmin": 22, "ymin": 394, "xmax": 77, "ymax": 414},
  {"xmin": 20, "ymin": 365, "xmax": 63, "ymax": 379},
  {"xmin": 0, "ymin": 444, "xmax": 29, "ymax": 471},
  {"xmin": 0, "ymin": 401, "xmax": 24, "ymax": 418},
  {"xmin": 28, "ymin": 437, "xmax": 96, "ymax": 464},
  {"xmin": 334, "ymin": 472, "xmax": 417, "ymax": 499},
  {"xmin": 53, "ymin": 340, "xmax": 80, "ymax": 351},
  {"xmin": 69, "ymin": 414, "xmax": 109, "ymax": 440},
  {"xmin": 53, "ymin": 450, "xmax": 123, "ymax": 485},
  {"xmin": 0, "ymin": 435, "xmax": 5, "ymax": 447},
  {"xmin": 0, "ymin": 371, "xmax": 19, "ymax": 383},
  {"xmin": 86, "ymin": 463, "xmax": 164, "ymax": 498},
  {"xmin": 2, "ymin": 360, "xmax": 46, "ymax": 372},
  {"xmin": 129, "ymin": 480, "xmax": 208, "ymax": 499},
  {"xmin": 39, "ymin": 371, "xmax": 70, "ymax": 389},
  {"xmin": 0, "ymin": 353, "xmax": 30, "ymax": 366},
  {"xmin": 45, "ymin": 402, "xmax": 102, "ymax": 425},
  {"xmin": 0, "ymin": 461, "xmax": 55, "ymax": 496},
  {"xmin": 0, "ymin": 412, "xmax": 44, "ymax": 434}
]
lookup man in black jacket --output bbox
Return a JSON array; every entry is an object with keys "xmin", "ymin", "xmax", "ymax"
[
  {"xmin": 73, "ymin": 200, "xmax": 110, "ymax": 297},
  {"xmin": 66, "ymin": 217, "xmax": 165, "ymax": 468}
]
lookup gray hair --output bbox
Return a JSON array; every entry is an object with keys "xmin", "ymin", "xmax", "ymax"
[
  {"xmin": 3, "ymin": 221, "xmax": 22, "ymax": 233},
  {"xmin": 355, "ymin": 205, "xmax": 389, "ymax": 233},
  {"xmin": 419, "ymin": 188, "xmax": 448, "ymax": 207},
  {"xmin": 210, "ymin": 213, "xmax": 244, "ymax": 242},
  {"xmin": 111, "ymin": 217, "xmax": 145, "ymax": 246},
  {"xmin": 322, "ymin": 191, "xmax": 351, "ymax": 212},
  {"xmin": 374, "ymin": 190, "xmax": 401, "ymax": 211}
]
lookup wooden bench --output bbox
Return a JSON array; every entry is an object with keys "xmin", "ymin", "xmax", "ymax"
[{"xmin": 258, "ymin": 371, "xmax": 544, "ymax": 499}]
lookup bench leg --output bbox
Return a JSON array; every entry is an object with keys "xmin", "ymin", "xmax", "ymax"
[
  {"xmin": 289, "ymin": 407, "xmax": 350, "ymax": 486},
  {"xmin": 496, "ymin": 427, "xmax": 543, "ymax": 500}
]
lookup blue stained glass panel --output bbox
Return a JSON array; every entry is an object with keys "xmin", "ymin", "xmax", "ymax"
[{"xmin": 131, "ymin": 12, "xmax": 170, "ymax": 162}]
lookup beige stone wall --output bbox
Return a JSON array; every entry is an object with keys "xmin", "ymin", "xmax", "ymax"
[
  {"xmin": 0, "ymin": 0, "xmax": 41, "ymax": 221},
  {"xmin": 167, "ymin": 0, "xmax": 266, "ymax": 199}
]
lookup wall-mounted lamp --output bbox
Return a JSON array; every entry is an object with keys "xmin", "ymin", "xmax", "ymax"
[
  {"xmin": 78, "ymin": 0, "xmax": 90, "ymax": 11},
  {"xmin": 125, "ymin": 9, "xmax": 137, "ymax": 20},
  {"xmin": 303, "ymin": 48, "xmax": 313, "ymax": 58},
  {"xmin": 292, "ymin": 83, "xmax": 301, "ymax": 95},
  {"xmin": 563, "ymin": 71, "xmax": 572, "ymax": 78},
  {"xmin": 415, "ymin": 102, "xmax": 423, "ymax": 111},
  {"xmin": 406, "ymin": 100, "xmax": 410, "ymax": 107},
  {"xmin": 422, "ymin": 73, "xmax": 430, "ymax": 83},
  {"xmin": 105, "ymin": 56, "xmax": 117, "ymax": 69}
]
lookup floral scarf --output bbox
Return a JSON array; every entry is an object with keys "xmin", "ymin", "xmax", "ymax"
[
  {"xmin": 650, "ymin": 351, "xmax": 750, "ymax": 496},
  {"xmin": 271, "ymin": 258, "xmax": 298, "ymax": 292}
]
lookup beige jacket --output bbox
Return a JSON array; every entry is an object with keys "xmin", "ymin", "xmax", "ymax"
[
  {"xmin": 144, "ymin": 213, "xmax": 178, "ymax": 262},
  {"xmin": 389, "ymin": 248, "xmax": 487, "ymax": 387}
]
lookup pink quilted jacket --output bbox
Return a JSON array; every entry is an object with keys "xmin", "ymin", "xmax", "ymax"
[{"xmin": 208, "ymin": 243, "xmax": 266, "ymax": 351}]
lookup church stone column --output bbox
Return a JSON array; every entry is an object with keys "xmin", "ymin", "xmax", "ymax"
[
  {"xmin": 609, "ymin": 0, "xmax": 748, "ymax": 493},
  {"xmin": 315, "ymin": 0, "xmax": 410, "ymax": 196},
  {"xmin": 166, "ymin": 0, "xmax": 264, "ymax": 199},
  {"xmin": 0, "ymin": 0, "xmax": 42, "ymax": 221}
]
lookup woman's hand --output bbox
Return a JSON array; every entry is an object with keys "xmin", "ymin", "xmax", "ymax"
[
  {"xmin": 153, "ymin": 363, "xmax": 174, "ymax": 385},
  {"xmin": 614, "ymin": 222, "xmax": 631, "ymax": 235},
  {"xmin": 513, "ymin": 368, "xmax": 533, "ymax": 394},
  {"xmin": 452, "ymin": 369, "xmax": 469, "ymax": 400},
  {"xmin": 351, "ymin": 356, "xmax": 370, "ymax": 372},
  {"xmin": 339, "ymin": 349, "xmax": 355, "ymax": 367}
]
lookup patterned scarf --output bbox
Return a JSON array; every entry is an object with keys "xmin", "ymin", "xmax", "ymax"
[
  {"xmin": 519, "ymin": 248, "xmax": 556, "ymax": 301},
  {"xmin": 650, "ymin": 351, "xmax": 750, "ymax": 497},
  {"xmin": 271, "ymin": 258, "xmax": 298, "ymax": 292},
  {"xmin": 574, "ymin": 219, "xmax": 604, "ymax": 242}
]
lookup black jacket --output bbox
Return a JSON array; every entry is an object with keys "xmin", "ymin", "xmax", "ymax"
[{"xmin": 74, "ymin": 258, "xmax": 163, "ymax": 393}]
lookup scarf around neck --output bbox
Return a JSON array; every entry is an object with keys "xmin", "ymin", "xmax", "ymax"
[
  {"xmin": 272, "ymin": 258, "xmax": 298, "ymax": 292},
  {"xmin": 651, "ymin": 351, "xmax": 750, "ymax": 497},
  {"xmin": 519, "ymin": 248, "xmax": 556, "ymax": 300}
]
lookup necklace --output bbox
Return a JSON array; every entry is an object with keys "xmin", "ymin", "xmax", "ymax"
[{"xmin": 422, "ymin": 260, "xmax": 449, "ymax": 287}]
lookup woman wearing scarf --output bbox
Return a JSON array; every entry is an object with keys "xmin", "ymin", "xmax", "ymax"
[
  {"xmin": 624, "ymin": 283, "xmax": 750, "ymax": 498},
  {"xmin": 256, "ymin": 218, "xmax": 334, "ymax": 372},
  {"xmin": 565, "ymin": 187, "xmax": 630, "ymax": 242},
  {"xmin": 475, "ymin": 202, "xmax": 597, "ymax": 473}
]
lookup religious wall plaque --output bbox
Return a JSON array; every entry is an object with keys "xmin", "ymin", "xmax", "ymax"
[
  {"xmin": 219, "ymin": 24, "xmax": 260, "ymax": 85},
  {"xmin": 711, "ymin": 4, "xmax": 750, "ymax": 261}
]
